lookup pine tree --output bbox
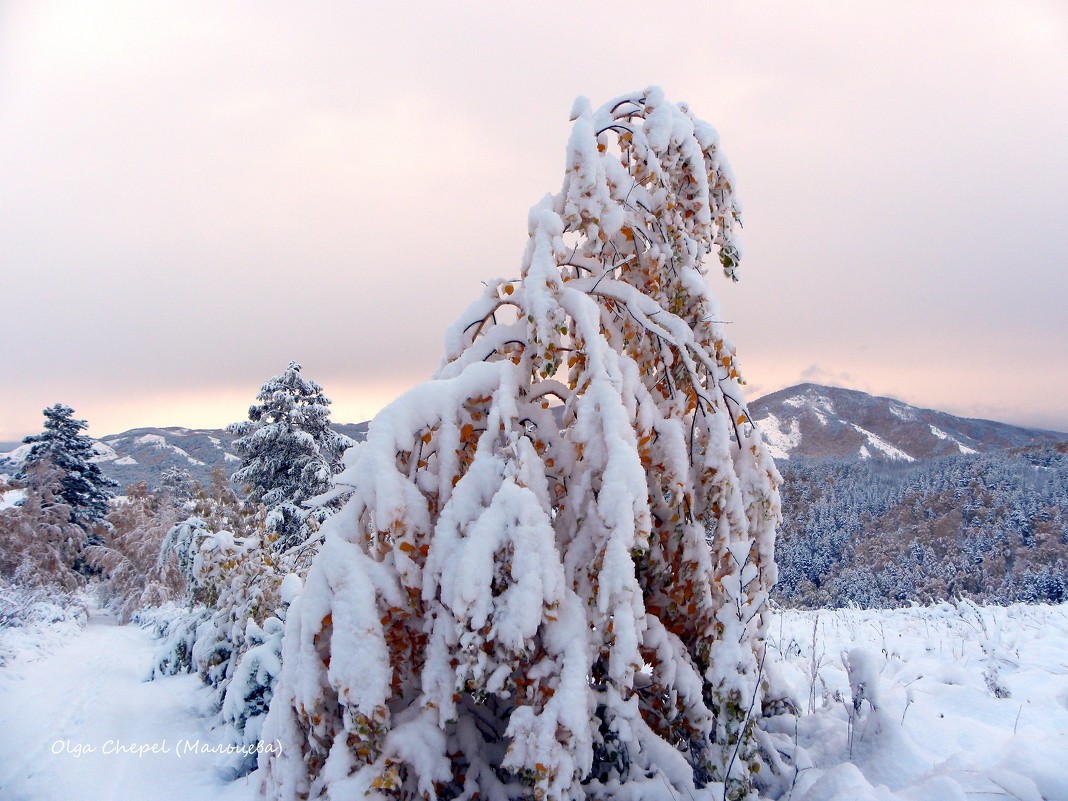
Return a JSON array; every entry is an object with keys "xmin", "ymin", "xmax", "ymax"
[
  {"xmin": 228, "ymin": 362, "xmax": 352, "ymax": 554},
  {"xmin": 20, "ymin": 404, "xmax": 117, "ymax": 531},
  {"xmin": 262, "ymin": 88, "xmax": 780, "ymax": 801}
]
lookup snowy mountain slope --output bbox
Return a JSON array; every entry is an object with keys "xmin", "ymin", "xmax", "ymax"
[
  {"xmin": 92, "ymin": 427, "xmax": 239, "ymax": 486},
  {"xmin": 0, "ymin": 423, "xmax": 368, "ymax": 489},
  {"xmin": 2, "ymin": 382, "xmax": 1060, "ymax": 484},
  {"xmin": 750, "ymin": 383, "xmax": 1068, "ymax": 461}
]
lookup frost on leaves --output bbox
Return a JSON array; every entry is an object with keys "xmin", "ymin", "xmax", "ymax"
[{"xmin": 262, "ymin": 87, "xmax": 780, "ymax": 801}]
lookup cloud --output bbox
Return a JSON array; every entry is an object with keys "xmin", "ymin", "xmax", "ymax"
[{"xmin": 798, "ymin": 364, "xmax": 858, "ymax": 389}]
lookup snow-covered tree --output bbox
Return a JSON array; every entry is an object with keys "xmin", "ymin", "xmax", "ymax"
[
  {"xmin": 152, "ymin": 467, "xmax": 259, "ymax": 673},
  {"xmin": 221, "ymin": 574, "xmax": 301, "ymax": 777},
  {"xmin": 20, "ymin": 404, "xmax": 117, "ymax": 531},
  {"xmin": 262, "ymin": 88, "xmax": 780, "ymax": 801},
  {"xmin": 158, "ymin": 465, "xmax": 198, "ymax": 504},
  {"xmin": 188, "ymin": 524, "xmax": 282, "ymax": 689},
  {"xmin": 153, "ymin": 503, "xmax": 283, "ymax": 694},
  {"xmin": 228, "ymin": 362, "xmax": 353, "ymax": 555}
]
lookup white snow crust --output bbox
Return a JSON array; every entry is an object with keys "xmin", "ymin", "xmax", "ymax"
[
  {"xmin": 0, "ymin": 488, "xmax": 26, "ymax": 510},
  {"xmin": 759, "ymin": 412, "xmax": 802, "ymax": 460},
  {"xmin": 929, "ymin": 425, "xmax": 979, "ymax": 455},
  {"xmin": 90, "ymin": 442, "xmax": 119, "ymax": 462},
  {"xmin": 763, "ymin": 602, "xmax": 1068, "ymax": 801},
  {"xmin": 849, "ymin": 423, "xmax": 915, "ymax": 462}
]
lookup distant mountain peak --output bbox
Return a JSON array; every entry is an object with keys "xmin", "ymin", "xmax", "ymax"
[{"xmin": 750, "ymin": 383, "xmax": 1068, "ymax": 461}]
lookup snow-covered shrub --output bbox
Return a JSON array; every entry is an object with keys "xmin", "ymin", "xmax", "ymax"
[
  {"xmin": 160, "ymin": 516, "xmax": 213, "ymax": 603},
  {"xmin": 262, "ymin": 88, "xmax": 779, "ymax": 801},
  {"xmin": 86, "ymin": 481, "xmax": 185, "ymax": 622},
  {"xmin": 149, "ymin": 604, "xmax": 212, "ymax": 678},
  {"xmin": 189, "ymin": 527, "xmax": 283, "ymax": 693},
  {"xmin": 222, "ymin": 577, "xmax": 301, "ymax": 776},
  {"xmin": 0, "ymin": 460, "xmax": 87, "ymax": 592},
  {"xmin": 0, "ymin": 576, "xmax": 88, "ymax": 667},
  {"xmin": 0, "ymin": 576, "xmax": 87, "ymax": 631},
  {"xmin": 220, "ymin": 615, "xmax": 286, "ymax": 775},
  {"xmin": 192, "ymin": 466, "xmax": 256, "ymax": 538},
  {"xmin": 157, "ymin": 464, "xmax": 260, "ymax": 609}
]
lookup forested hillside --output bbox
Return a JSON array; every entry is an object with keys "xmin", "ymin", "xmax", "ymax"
[{"xmin": 774, "ymin": 444, "xmax": 1068, "ymax": 607}]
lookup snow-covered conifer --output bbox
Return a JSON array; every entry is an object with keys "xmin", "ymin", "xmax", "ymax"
[
  {"xmin": 158, "ymin": 465, "xmax": 198, "ymax": 504},
  {"xmin": 262, "ymin": 88, "xmax": 780, "ymax": 801},
  {"xmin": 20, "ymin": 404, "xmax": 117, "ymax": 531},
  {"xmin": 228, "ymin": 363, "xmax": 353, "ymax": 555}
]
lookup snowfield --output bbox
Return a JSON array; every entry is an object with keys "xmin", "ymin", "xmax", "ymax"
[
  {"xmin": 1, "ymin": 601, "xmax": 1065, "ymax": 800},
  {"xmin": 764, "ymin": 602, "xmax": 1068, "ymax": 801}
]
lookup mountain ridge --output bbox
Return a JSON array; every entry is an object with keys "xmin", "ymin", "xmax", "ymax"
[
  {"xmin": 0, "ymin": 422, "xmax": 369, "ymax": 489},
  {"xmin": 748, "ymin": 383, "xmax": 1068, "ymax": 462},
  {"xmin": 4, "ymin": 384, "xmax": 1065, "ymax": 488}
]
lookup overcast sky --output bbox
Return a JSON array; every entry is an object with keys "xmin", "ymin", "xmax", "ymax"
[{"xmin": 3, "ymin": 1, "xmax": 1066, "ymax": 441}]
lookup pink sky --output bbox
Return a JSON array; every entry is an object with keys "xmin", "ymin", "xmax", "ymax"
[{"xmin": 3, "ymin": 1, "xmax": 1067, "ymax": 440}]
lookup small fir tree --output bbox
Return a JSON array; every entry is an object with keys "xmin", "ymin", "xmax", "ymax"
[
  {"xmin": 158, "ymin": 465, "xmax": 198, "ymax": 505},
  {"xmin": 262, "ymin": 88, "xmax": 780, "ymax": 801},
  {"xmin": 20, "ymin": 404, "xmax": 117, "ymax": 531},
  {"xmin": 228, "ymin": 362, "xmax": 353, "ymax": 554}
]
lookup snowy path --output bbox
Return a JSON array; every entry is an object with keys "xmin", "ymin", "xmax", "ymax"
[{"xmin": 0, "ymin": 610, "xmax": 258, "ymax": 801}]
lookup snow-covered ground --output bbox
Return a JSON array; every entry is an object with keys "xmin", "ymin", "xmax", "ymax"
[
  {"xmin": 0, "ymin": 607, "xmax": 258, "ymax": 801},
  {"xmin": 1, "ymin": 601, "xmax": 1065, "ymax": 800},
  {"xmin": 765, "ymin": 602, "xmax": 1068, "ymax": 801},
  {"xmin": 0, "ymin": 488, "xmax": 26, "ymax": 511}
]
